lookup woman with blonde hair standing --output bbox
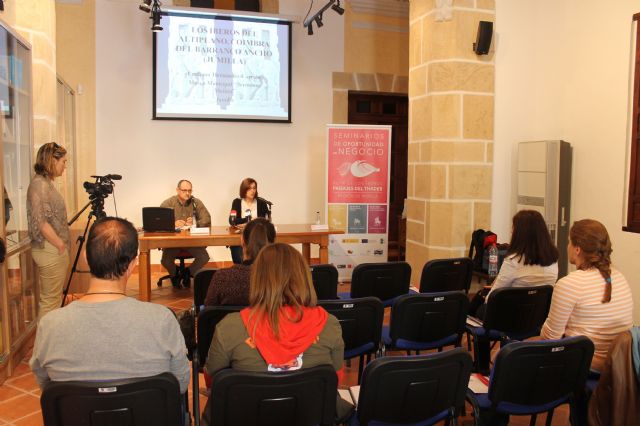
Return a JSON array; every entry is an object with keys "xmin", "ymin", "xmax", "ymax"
[
  {"xmin": 27, "ymin": 142, "xmax": 70, "ymax": 319},
  {"xmin": 541, "ymin": 219, "xmax": 633, "ymax": 371}
]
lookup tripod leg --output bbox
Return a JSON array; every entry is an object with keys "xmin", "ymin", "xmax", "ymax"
[{"xmin": 61, "ymin": 212, "xmax": 94, "ymax": 307}]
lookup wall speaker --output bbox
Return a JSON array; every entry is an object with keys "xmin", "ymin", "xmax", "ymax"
[{"xmin": 473, "ymin": 21, "xmax": 493, "ymax": 55}]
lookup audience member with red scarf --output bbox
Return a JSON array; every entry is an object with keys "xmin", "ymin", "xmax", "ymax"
[{"xmin": 201, "ymin": 243, "xmax": 351, "ymax": 424}]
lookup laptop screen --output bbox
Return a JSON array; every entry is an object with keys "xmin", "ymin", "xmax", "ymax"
[{"xmin": 142, "ymin": 207, "xmax": 176, "ymax": 232}]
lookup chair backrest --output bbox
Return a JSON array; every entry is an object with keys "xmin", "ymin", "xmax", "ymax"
[
  {"xmin": 310, "ymin": 264, "xmax": 339, "ymax": 300},
  {"xmin": 350, "ymin": 262, "xmax": 411, "ymax": 302},
  {"xmin": 197, "ymin": 305, "xmax": 245, "ymax": 365},
  {"xmin": 488, "ymin": 336, "xmax": 594, "ymax": 409},
  {"xmin": 484, "ymin": 285, "xmax": 554, "ymax": 339},
  {"xmin": 319, "ymin": 297, "xmax": 384, "ymax": 358},
  {"xmin": 210, "ymin": 365, "xmax": 338, "ymax": 426},
  {"xmin": 193, "ymin": 268, "xmax": 217, "ymax": 311},
  {"xmin": 356, "ymin": 348, "xmax": 473, "ymax": 426},
  {"xmin": 419, "ymin": 257, "xmax": 473, "ymax": 293},
  {"xmin": 40, "ymin": 373, "xmax": 182, "ymax": 426},
  {"xmin": 389, "ymin": 292, "xmax": 469, "ymax": 347}
]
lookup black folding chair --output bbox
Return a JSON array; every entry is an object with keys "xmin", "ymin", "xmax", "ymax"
[
  {"xmin": 383, "ymin": 292, "xmax": 468, "ymax": 354},
  {"xmin": 319, "ymin": 297, "xmax": 384, "ymax": 384},
  {"xmin": 193, "ymin": 268, "xmax": 217, "ymax": 313},
  {"xmin": 192, "ymin": 305, "xmax": 245, "ymax": 426},
  {"xmin": 419, "ymin": 257, "xmax": 473, "ymax": 294},
  {"xmin": 41, "ymin": 373, "xmax": 184, "ymax": 426},
  {"xmin": 344, "ymin": 262, "xmax": 412, "ymax": 307},
  {"xmin": 467, "ymin": 336, "xmax": 594, "ymax": 425},
  {"xmin": 311, "ymin": 264, "xmax": 339, "ymax": 300},
  {"xmin": 466, "ymin": 285, "xmax": 554, "ymax": 373},
  {"xmin": 352, "ymin": 348, "xmax": 473, "ymax": 426},
  {"xmin": 209, "ymin": 365, "xmax": 337, "ymax": 426}
]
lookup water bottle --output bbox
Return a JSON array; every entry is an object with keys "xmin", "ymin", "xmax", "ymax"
[
  {"xmin": 488, "ymin": 244, "xmax": 499, "ymax": 277},
  {"xmin": 315, "ymin": 211, "xmax": 321, "ymax": 225},
  {"xmin": 245, "ymin": 209, "xmax": 252, "ymax": 222}
]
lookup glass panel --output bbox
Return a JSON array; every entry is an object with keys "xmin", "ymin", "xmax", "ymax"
[
  {"xmin": 382, "ymin": 102, "xmax": 396, "ymax": 114},
  {"xmin": 356, "ymin": 100, "xmax": 371, "ymax": 114},
  {"xmin": 2, "ymin": 30, "xmax": 31, "ymax": 252},
  {"xmin": 56, "ymin": 79, "xmax": 77, "ymax": 214}
]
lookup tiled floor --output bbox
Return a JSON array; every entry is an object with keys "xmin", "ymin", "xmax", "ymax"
[{"xmin": 0, "ymin": 272, "xmax": 569, "ymax": 425}]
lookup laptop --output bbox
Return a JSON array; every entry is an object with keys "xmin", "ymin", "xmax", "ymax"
[{"xmin": 142, "ymin": 207, "xmax": 176, "ymax": 232}]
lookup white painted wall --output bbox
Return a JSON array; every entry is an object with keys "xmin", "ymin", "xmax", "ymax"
[
  {"xmin": 494, "ymin": 0, "xmax": 640, "ymax": 321},
  {"xmin": 95, "ymin": 0, "xmax": 344, "ymax": 261}
]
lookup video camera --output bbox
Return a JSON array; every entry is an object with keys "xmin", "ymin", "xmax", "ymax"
[{"xmin": 82, "ymin": 174, "xmax": 121, "ymax": 218}]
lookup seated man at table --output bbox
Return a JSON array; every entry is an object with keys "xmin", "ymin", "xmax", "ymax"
[
  {"xmin": 161, "ymin": 179, "xmax": 212, "ymax": 288},
  {"xmin": 29, "ymin": 217, "xmax": 190, "ymax": 394}
]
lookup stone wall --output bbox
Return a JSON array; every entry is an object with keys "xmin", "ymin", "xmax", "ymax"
[{"xmin": 406, "ymin": 0, "xmax": 495, "ymax": 280}]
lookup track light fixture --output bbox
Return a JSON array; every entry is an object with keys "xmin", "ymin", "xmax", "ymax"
[
  {"xmin": 303, "ymin": 0, "xmax": 344, "ymax": 35},
  {"xmin": 139, "ymin": 0, "xmax": 152, "ymax": 13},
  {"xmin": 138, "ymin": 0, "xmax": 164, "ymax": 32},
  {"xmin": 331, "ymin": 0, "xmax": 344, "ymax": 15}
]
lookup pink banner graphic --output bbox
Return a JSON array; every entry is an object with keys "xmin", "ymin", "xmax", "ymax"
[
  {"xmin": 327, "ymin": 127, "xmax": 389, "ymax": 204},
  {"xmin": 367, "ymin": 205, "xmax": 387, "ymax": 234}
]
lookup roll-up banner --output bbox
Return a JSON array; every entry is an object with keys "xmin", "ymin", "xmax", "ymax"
[{"xmin": 326, "ymin": 124, "xmax": 392, "ymax": 280}]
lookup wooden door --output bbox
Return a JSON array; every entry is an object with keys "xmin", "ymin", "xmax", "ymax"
[{"xmin": 348, "ymin": 92, "xmax": 408, "ymax": 248}]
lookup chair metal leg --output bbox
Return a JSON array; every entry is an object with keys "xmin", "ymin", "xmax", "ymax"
[
  {"xmin": 192, "ymin": 354, "xmax": 200, "ymax": 426},
  {"xmin": 529, "ymin": 413, "xmax": 537, "ymax": 426},
  {"xmin": 357, "ymin": 355, "xmax": 365, "ymax": 384},
  {"xmin": 545, "ymin": 408, "xmax": 555, "ymax": 426}
]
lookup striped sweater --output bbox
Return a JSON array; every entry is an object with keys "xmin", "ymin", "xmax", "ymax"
[{"xmin": 541, "ymin": 268, "xmax": 633, "ymax": 370}]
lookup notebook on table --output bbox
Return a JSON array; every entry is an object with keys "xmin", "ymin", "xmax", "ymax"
[{"xmin": 142, "ymin": 207, "xmax": 176, "ymax": 232}]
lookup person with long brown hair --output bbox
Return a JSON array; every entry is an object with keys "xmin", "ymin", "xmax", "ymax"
[
  {"xmin": 204, "ymin": 218, "xmax": 275, "ymax": 306},
  {"xmin": 202, "ymin": 243, "xmax": 350, "ymax": 424},
  {"xmin": 541, "ymin": 219, "xmax": 633, "ymax": 370},
  {"xmin": 228, "ymin": 177, "xmax": 271, "ymax": 264},
  {"xmin": 469, "ymin": 210, "xmax": 559, "ymax": 316},
  {"xmin": 27, "ymin": 142, "xmax": 70, "ymax": 319},
  {"xmin": 487, "ymin": 210, "xmax": 559, "ymax": 297}
]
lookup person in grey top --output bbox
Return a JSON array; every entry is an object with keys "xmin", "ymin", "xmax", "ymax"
[
  {"xmin": 160, "ymin": 179, "xmax": 211, "ymax": 288},
  {"xmin": 27, "ymin": 142, "xmax": 71, "ymax": 319},
  {"xmin": 29, "ymin": 217, "xmax": 190, "ymax": 393}
]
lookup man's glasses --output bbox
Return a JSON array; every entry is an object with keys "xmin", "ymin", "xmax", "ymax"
[{"xmin": 179, "ymin": 188, "xmax": 193, "ymax": 193}]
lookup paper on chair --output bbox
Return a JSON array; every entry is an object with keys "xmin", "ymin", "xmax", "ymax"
[
  {"xmin": 349, "ymin": 385, "xmax": 360, "ymax": 406},
  {"xmin": 468, "ymin": 373, "xmax": 489, "ymax": 394},
  {"xmin": 338, "ymin": 389, "xmax": 353, "ymax": 406}
]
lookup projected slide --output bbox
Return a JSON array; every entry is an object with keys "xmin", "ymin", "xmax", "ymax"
[{"xmin": 154, "ymin": 11, "xmax": 291, "ymax": 122}]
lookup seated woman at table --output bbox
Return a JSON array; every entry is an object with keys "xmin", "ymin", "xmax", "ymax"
[
  {"xmin": 201, "ymin": 243, "xmax": 350, "ymax": 425},
  {"xmin": 541, "ymin": 219, "xmax": 633, "ymax": 371},
  {"xmin": 229, "ymin": 177, "xmax": 271, "ymax": 264},
  {"xmin": 470, "ymin": 210, "xmax": 559, "ymax": 317},
  {"xmin": 204, "ymin": 218, "xmax": 275, "ymax": 306}
]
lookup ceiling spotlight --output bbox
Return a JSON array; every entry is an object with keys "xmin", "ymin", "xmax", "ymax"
[
  {"xmin": 151, "ymin": 12, "xmax": 163, "ymax": 32},
  {"xmin": 331, "ymin": 0, "xmax": 344, "ymax": 15},
  {"xmin": 315, "ymin": 15, "xmax": 324, "ymax": 28},
  {"xmin": 307, "ymin": 23, "xmax": 313, "ymax": 35},
  {"xmin": 139, "ymin": 0, "xmax": 152, "ymax": 13}
]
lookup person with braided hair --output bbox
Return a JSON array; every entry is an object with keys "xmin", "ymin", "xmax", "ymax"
[{"xmin": 541, "ymin": 219, "xmax": 633, "ymax": 370}]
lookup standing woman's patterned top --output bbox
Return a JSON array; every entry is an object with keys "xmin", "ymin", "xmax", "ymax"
[{"xmin": 27, "ymin": 175, "xmax": 69, "ymax": 249}]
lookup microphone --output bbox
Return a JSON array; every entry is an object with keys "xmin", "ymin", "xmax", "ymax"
[
  {"xmin": 90, "ymin": 174, "xmax": 122, "ymax": 181},
  {"xmin": 229, "ymin": 210, "xmax": 237, "ymax": 226},
  {"xmin": 257, "ymin": 196, "xmax": 273, "ymax": 206}
]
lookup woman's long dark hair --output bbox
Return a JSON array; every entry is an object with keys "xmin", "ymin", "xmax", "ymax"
[
  {"xmin": 507, "ymin": 210, "xmax": 559, "ymax": 267},
  {"xmin": 242, "ymin": 218, "xmax": 276, "ymax": 261}
]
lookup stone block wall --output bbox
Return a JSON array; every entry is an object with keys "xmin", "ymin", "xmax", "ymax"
[{"xmin": 406, "ymin": 0, "xmax": 495, "ymax": 279}]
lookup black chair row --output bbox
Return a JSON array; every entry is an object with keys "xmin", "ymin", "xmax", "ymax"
[
  {"xmin": 312, "ymin": 257, "xmax": 473, "ymax": 306},
  {"xmin": 40, "ymin": 336, "xmax": 595, "ymax": 426}
]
